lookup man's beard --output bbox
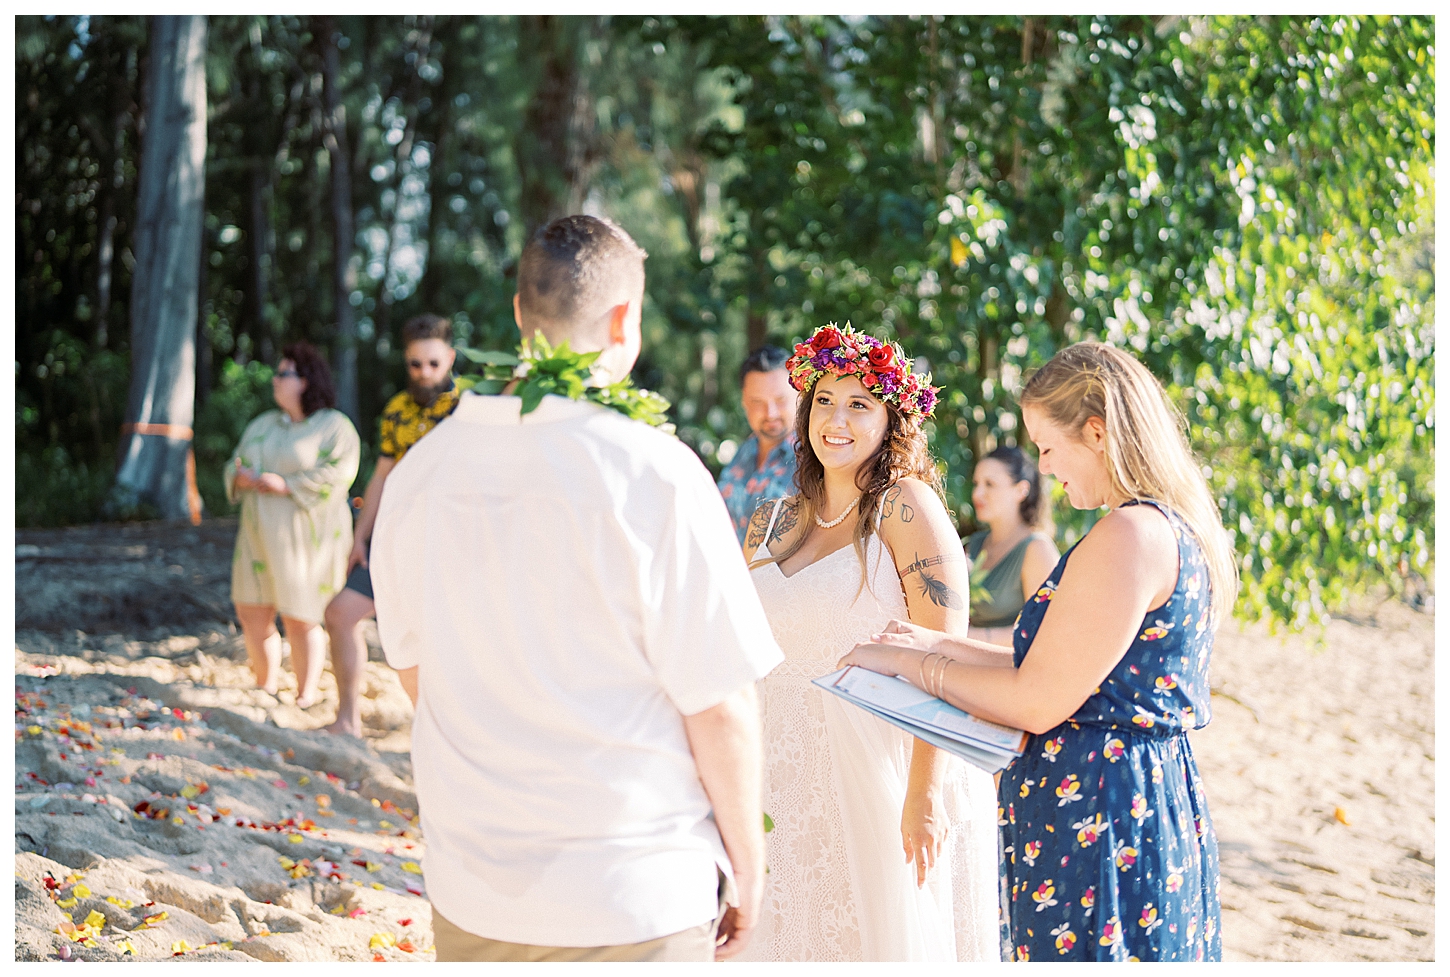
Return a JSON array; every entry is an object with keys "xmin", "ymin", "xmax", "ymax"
[
  {"xmin": 409, "ymin": 376, "xmax": 451, "ymax": 407},
  {"xmin": 756, "ymin": 419, "xmax": 788, "ymax": 441}
]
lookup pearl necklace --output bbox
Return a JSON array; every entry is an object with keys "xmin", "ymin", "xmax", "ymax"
[{"xmin": 815, "ymin": 495, "xmax": 860, "ymax": 530}]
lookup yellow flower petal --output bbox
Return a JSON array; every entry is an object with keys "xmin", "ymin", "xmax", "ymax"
[
  {"xmin": 288, "ymin": 834, "xmax": 304, "ymax": 843},
  {"xmin": 369, "ymin": 932, "xmax": 397, "ymax": 949},
  {"xmin": 365, "ymin": 862, "xmax": 381, "ymax": 873},
  {"xmin": 72, "ymin": 884, "xmax": 92, "ymax": 898},
  {"xmin": 379, "ymin": 820, "xmax": 394, "ymax": 829},
  {"xmin": 299, "ymin": 776, "xmax": 310, "ymax": 785},
  {"xmin": 172, "ymin": 939, "xmax": 191, "ymax": 954},
  {"xmin": 400, "ymin": 862, "xmax": 422, "ymax": 875},
  {"xmin": 84, "ymin": 910, "xmax": 107, "ymax": 929},
  {"xmin": 56, "ymin": 897, "xmax": 78, "ymax": 909},
  {"xmin": 116, "ymin": 939, "xmax": 136, "ymax": 955},
  {"xmin": 371, "ymin": 882, "xmax": 385, "ymax": 890},
  {"xmin": 180, "ymin": 785, "xmax": 199, "ymax": 799}
]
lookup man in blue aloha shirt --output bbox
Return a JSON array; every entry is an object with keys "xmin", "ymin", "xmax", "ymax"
[{"xmin": 717, "ymin": 345, "xmax": 800, "ymax": 543}]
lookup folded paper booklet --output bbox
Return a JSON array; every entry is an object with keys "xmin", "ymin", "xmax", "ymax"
[{"xmin": 812, "ymin": 665, "xmax": 1030, "ymax": 775}]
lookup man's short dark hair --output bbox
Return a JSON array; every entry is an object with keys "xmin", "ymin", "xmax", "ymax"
[
  {"xmin": 739, "ymin": 344, "xmax": 790, "ymax": 385},
  {"xmin": 402, "ymin": 314, "xmax": 453, "ymax": 346},
  {"xmin": 517, "ymin": 215, "xmax": 648, "ymax": 329}
]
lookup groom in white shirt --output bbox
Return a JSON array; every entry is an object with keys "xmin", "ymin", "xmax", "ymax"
[{"xmin": 370, "ymin": 214, "xmax": 782, "ymax": 961}]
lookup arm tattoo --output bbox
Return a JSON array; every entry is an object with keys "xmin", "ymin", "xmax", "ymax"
[
  {"xmin": 881, "ymin": 485, "xmax": 914, "ymax": 522},
  {"xmin": 918, "ymin": 571, "xmax": 965, "ymax": 610},
  {"xmin": 901, "ymin": 551, "xmax": 965, "ymax": 610},
  {"xmin": 881, "ymin": 486, "xmax": 900, "ymax": 517},
  {"xmin": 770, "ymin": 500, "xmax": 800, "ymax": 544},
  {"xmin": 900, "ymin": 552, "xmax": 950, "ymax": 578},
  {"xmin": 744, "ymin": 503, "xmax": 771, "ymax": 550}
]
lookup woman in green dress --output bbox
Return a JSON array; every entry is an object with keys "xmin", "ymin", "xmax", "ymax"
[
  {"xmin": 965, "ymin": 445, "xmax": 1059, "ymax": 646},
  {"xmin": 226, "ymin": 341, "xmax": 360, "ymax": 706}
]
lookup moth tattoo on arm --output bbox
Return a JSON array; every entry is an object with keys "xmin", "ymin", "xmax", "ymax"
[
  {"xmin": 900, "ymin": 551, "xmax": 965, "ymax": 610},
  {"xmin": 770, "ymin": 499, "xmax": 800, "ymax": 544},
  {"xmin": 744, "ymin": 502, "xmax": 772, "ymax": 550},
  {"xmin": 744, "ymin": 498, "xmax": 801, "ymax": 551}
]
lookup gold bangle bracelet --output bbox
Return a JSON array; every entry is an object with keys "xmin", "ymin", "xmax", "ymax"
[
  {"xmin": 917, "ymin": 652, "xmax": 932, "ymax": 693},
  {"xmin": 938, "ymin": 657, "xmax": 955, "ymax": 700},
  {"xmin": 935, "ymin": 654, "xmax": 950, "ymax": 698}
]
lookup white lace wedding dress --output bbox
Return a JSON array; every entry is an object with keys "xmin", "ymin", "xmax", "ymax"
[{"xmin": 736, "ymin": 501, "xmax": 1001, "ymax": 961}]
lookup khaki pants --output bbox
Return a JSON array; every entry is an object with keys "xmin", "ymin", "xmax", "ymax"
[{"xmin": 432, "ymin": 875, "xmax": 726, "ymax": 963}]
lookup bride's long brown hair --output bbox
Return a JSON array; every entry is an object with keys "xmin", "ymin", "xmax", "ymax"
[{"xmin": 751, "ymin": 375, "xmax": 946, "ymax": 595}]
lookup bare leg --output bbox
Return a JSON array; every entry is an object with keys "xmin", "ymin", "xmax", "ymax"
[
  {"xmin": 283, "ymin": 616, "xmax": 328, "ymax": 709},
  {"xmin": 235, "ymin": 603, "xmax": 282, "ymax": 694},
  {"xmin": 322, "ymin": 588, "xmax": 374, "ymax": 736}
]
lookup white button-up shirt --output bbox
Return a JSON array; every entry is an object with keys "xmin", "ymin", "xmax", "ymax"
[{"xmin": 371, "ymin": 391, "xmax": 783, "ymax": 947}]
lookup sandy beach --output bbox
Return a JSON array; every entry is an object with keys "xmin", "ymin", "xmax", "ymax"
[{"xmin": 12, "ymin": 519, "xmax": 1435, "ymax": 961}]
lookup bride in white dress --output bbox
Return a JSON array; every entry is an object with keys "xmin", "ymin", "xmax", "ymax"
[{"xmin": 736, "ymin": 324, "xmax": 999, "ymax": 962}]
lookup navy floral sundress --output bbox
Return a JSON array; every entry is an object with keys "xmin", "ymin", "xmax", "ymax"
[{"xmin": 998, "ymin": 500, "xmax": 1221, "ymax": 962}]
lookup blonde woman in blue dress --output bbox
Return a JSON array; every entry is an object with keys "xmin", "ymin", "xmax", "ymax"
[
  {"xmin": 841, "ymin": 342, "xmax": 1237, "ymax": 961},
  {"xmin": 738, "ymin": 323, "xmax": 999, "ymax": 962}
]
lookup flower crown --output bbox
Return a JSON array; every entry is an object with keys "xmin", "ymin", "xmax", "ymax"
[{"xmin": 785, "ymin": 322, "xmax": 939, "ymax": 419}]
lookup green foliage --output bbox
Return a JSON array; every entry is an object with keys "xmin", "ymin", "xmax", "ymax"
[
  {"xmin": 14, "ymin": 14, "xmax": 1433, "ymax": 632},
  {"xmin": 675, "ymin": 14, "xmax": 1434, "ymax": 628},
  {"xmin": 463, "ymin": 337, "xmax": 674, "ymax": 428}
]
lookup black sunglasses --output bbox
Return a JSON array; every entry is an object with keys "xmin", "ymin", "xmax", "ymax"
[{"xmin": 274, "ymin": 369, "xmax": 300, "ymax": 379}]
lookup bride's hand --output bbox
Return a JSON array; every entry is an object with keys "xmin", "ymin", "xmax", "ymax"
[
  {"xmin": 835, "ymin": 643, "xmax": 904, "ymax": 676},
  {"xmin": 870, "ymin": 618, "xmax": 952, "ymax": 653},
  {"xmin": 901, "ymin": 790, "xmax": 949, "ymax": 888}
]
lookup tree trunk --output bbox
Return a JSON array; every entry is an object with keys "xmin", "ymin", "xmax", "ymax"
[
  {"xmin": 419, "ymin": 18, "xmax": 460, "ymax": 310},
  {"xmin": 246, "ymin": 161, "xmax": 275, "ymax": 363},
  {"xmin": 515, "ymin": 16, "xmax": 600, "ymax": 236},
  {"xmin": 111, "ymin": 14, "xmax": 207, "ymax": 525},
  {"xmin": 196, "ymin": 206, "xmax": 212, "ymax": 408},
  {"xmin": 319, "ymin": 16, "xmax": 359, "ymax": 424}
]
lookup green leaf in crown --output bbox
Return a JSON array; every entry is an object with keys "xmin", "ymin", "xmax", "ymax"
[{"xmin": 458, "ymin": 335, "xmax": 674, "ymax": 432}]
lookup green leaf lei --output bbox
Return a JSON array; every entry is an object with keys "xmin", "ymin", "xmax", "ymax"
[{"xmin": 457, "ymin": 336, "xmax": 674, "ymax": 431}]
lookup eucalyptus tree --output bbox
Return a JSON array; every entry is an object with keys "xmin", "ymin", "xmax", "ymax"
[{"xmin": 110, "ymin": 14, "xmax": 209, "ymax": 523}]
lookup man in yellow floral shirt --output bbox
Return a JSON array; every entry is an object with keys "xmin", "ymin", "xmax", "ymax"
[{"xmin": 321, "ymin": 314, "xmax": 459, "ymax": 736}]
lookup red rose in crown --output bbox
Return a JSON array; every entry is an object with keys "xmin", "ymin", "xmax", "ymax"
[
  {"xmin": 866, "ymin": 344, "xmax": 895, "ymax": 370},
  {"xmin": 810, "ymin": 325, "xmax": 844, "ymax": 351}
]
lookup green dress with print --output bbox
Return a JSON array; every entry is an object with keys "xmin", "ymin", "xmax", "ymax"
[{"xmin": 226, "ymin": 408, "xmax": 360, "ymax": 623}]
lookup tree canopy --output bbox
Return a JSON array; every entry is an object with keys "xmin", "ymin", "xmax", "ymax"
[{"xmin": 15, "ymin": 14, "xmax": 1434, "ymax": 631}]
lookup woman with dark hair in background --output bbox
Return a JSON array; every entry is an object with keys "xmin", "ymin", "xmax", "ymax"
[
  {"xmin": 738, "ymin": 323, "xmax": 999, "ymax": 962},
  {"xmin": 964, "ymin": 445, "xmax": 1059, "ymax": 646},
  {"xmin": 226, "ymin": 341, "xmax": 360, "ymax": 707}
]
